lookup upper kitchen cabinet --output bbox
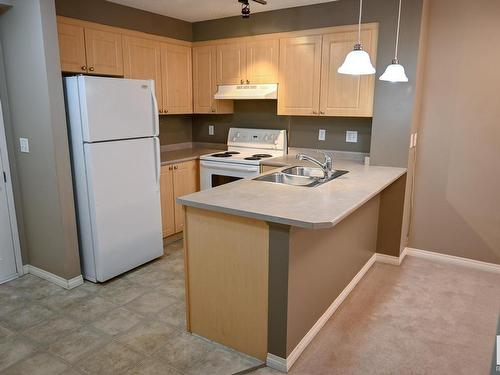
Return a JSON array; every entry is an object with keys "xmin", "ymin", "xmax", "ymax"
[
  {"xmin": 160, "ymin": 43, "xmax": 193, "ymax": 114},
  {"xmin": 216, "ymin": 39, "xmax": 279, "ymax": 85},
  {"xmin": 57, "ymin": 22, "xmax": 87, "ymax": 73},
  {"xmin": 84, "ymin": 28, "xmax": 124, "ymax": 76},
  {"xmin": 57, "ymin": 17, "xmax": 124, "ymax": 76},
  {"xmin": 320, "ymin": 26, "xmax": 378, "ymax": 117},
  {"xmin": 122, "ymin": 36, "xmax": 162, "ymax": 107},
  {"xmin": 216, "ymin": 42, "xmax": 247, "ymax": 85},
  {"xmin": 278, "ymin": 24, "xmax": 378, "ymax": 117},
  {"xmin": 278, "ymin": 35, "xmax": 322, "ymax": 116},
  {"xmin": 246, "ymin": 39, "xmax": 279, "ymax": 84},
  {"xmin": 192, "ymin": 45, "xmax": 233, "ymax": 114}
]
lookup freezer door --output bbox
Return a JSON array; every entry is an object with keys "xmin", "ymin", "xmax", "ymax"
[
  {"xmin": 78, "ymin": 76, "xmax": 159, "ymax": 142},
  {"xmin": 84, "ymin": 137, "xmax": 163, "ymax": 281}
]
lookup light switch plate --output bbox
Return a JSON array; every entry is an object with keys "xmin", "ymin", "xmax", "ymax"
[
  {"xmin": 208, "ymin": 125, "xmax": 214, "ymax": 136},
  {"xmin": 19, "ymin": 138, "xmax": 30, "ymax": 153},
  {"xmin": 318, "ymin": 129, "xmax": 326, "ymax": 141},
  {"xmin": 346, "ymin": 131, "xmax": 358, "ymax": 143}
]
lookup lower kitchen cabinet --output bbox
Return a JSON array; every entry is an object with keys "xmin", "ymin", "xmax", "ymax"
[{"xmin": 160, "ymin": 160, "xmax": 199, "ymax": 237}]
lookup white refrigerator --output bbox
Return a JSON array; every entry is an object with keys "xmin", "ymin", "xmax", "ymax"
[{"xmin": 65, "ymin": 76, "xmax": 163, "ymax": 282}]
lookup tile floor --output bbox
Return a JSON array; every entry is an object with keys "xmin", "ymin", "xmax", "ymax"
[
  {"xmin": 0, "ymin": 240, "xmax": 262, "ymax": 375},
  {"xmin": 2, "ymin": 244, "xmax": 499, "ymax": 375}
]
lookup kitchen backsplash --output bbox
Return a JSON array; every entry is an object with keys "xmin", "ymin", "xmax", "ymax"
[{"xmin": 189, "ymin": 101, "xmax": 372, "ymax": 153}]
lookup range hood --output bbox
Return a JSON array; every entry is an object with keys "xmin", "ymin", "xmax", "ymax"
[{"xmin": 214, "ymin": 84, "xmax": 277, "ymax": 100}]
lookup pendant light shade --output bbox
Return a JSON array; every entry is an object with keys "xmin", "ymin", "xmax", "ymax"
[
  {"xmin": 379, "ymin": 59, "xmax": 408, "ymax": 82},
  {"xmin": 338, "ymin": 0, "xmax": 375, "ymax": 76},
  {"xmin": 379, "ymin": 0, "xmax": 408, "ymax": 82},
  {"xmin": 338, "ymin": 44, "xmax": 376, "ymax": 75}
]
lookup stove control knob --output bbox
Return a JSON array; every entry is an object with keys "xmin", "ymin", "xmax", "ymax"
[
  {"xmin": 236, "ymin": 132, "xmax": 241, "ymax": 138},
  {"xmin": 264, "ymin": 135, "xmax": 269, "ymax": 141}
]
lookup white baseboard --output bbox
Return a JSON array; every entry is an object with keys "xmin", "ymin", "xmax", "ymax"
[
  {"xmin": 23, "ymin": 265, "xmax": 84, "ymax": 289},
  {"xmin": 405, "ymin": 247, "xmax": 500, "ymax": 274},
  {"xmin": 376, "ymin": 247, "xmax": 408, "ymax": 266},
  {"xmin": 267, "ymin": 253, "xmax": 378, "ymax": 373}
]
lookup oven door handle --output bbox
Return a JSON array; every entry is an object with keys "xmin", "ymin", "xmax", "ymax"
[{"xmin": 200, "ymin": 160, "xmax": 260, "ymax": 173}]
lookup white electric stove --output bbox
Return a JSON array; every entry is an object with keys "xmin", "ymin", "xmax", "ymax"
[{"xmin": 200, "ymin": 128, "xmax": 287, "ymax": 190}]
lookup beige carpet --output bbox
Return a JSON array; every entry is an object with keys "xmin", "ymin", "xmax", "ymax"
[{"xmin": 253, "ymin": 256, "xmax": 500, "ymax": 375}]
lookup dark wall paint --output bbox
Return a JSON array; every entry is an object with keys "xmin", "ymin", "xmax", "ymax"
[
  {"xmin": 192, "ymin": 101, "xmax": 372, "ymax": 153},
  {"xmin": 193, "ymin": 0, "xmax": 424, "ymax": 167},
  {"xmin": 159, "ymin": 115, "xmax": 192, "ymax": 145},
  {"xmin": 55, "ymin": 0, "xmax": 192, "ymax": 41}
]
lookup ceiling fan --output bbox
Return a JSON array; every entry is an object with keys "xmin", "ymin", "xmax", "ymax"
[{"xmin": 238, "ymin": 0, "xmax": 267, "ymax": 18}]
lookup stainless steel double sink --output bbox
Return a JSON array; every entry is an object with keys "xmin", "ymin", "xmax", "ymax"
[{"xmin": 254, "ymin": 166, "xmax": 348, "ymax": 187}]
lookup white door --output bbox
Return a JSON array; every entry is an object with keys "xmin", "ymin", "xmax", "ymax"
[
  {"xmin": 77, "ymin": 76, "xmax": 159, "ymax": 142},
  {"xmin": 84, "ymin": 137, "xmax": 163, "ymax": 281},
  {"xmin": 0, "ymin": 103, "xmax": 19, "ymax": 284}
]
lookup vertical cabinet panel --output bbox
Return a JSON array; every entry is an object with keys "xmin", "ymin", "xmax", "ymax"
[
  {"xmin": 246, "ymin": 39, "xmax": 279, "ymax": 84},
  {"xmin": 122, "ymin": 36, "xmax": 162, "ymax": 109},
  {"xmin": 320, "ymin": 28, "xmax": 377, "ymax": 117},
  {"xmin": 193, "ymin": 45, "xmax": 233, "ymax": 114},
  {"xmin": 84, "ymin": 28, "xmax": 124, "ymax": 76},
  {"xmin": 161, "ymin": 43, "xmax": 193, "ymax": 114},
  {"xmin": 216, "ymin": 43, "xmax": 247, "ymax": 85},
  {"xmin": 173, "ymin": 161, "xmax": 199, "ymax": 233},
  {"xmin": 57, "ymin": 22, "xmax": 87, "ymax": 73},
  {"xmin": 193, "ymin": 45, "xmax": 217, "ymax": 113},
  {"xmin": 278, "ymin": 35, "xmax": 323, "ymax": 116},
  {"xmin": 160, "ymin": 165, "xmax": 175, "ymax": 237}
]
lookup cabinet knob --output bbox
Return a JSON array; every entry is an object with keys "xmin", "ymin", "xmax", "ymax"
[
  {"xmin": 165, "ymin": 109, "xmax": 169, "ymax": 113},
  {"xmin": 81, "ymin": 66, "xmax": 87, "ymax": 71},
  {"xmin": 312, "ymin": 111, "xmax": 318, "ymax": 114},
  {"xmin": 320, "ymin": 111, "xmax": 325, "ymax": 115},
  {"xmin": 211, "ymin": 108, "xmax": 216, "ymax": 113},
  {"xmin": 169, "ymin": 166, "xmax": 173, "ymax": 170},
  {"xmin": 89, "ymin": 67, "xmax": 95, "ymax": 72},
  {"xmin": 174, "ymin": 165, "xmax": 178, "ymax": 170},
  {"xmin": 240, "ymin": 79, "xmax": 244, "ymax": 84},
  {"xmin": 246, "ymin": 79, "xmax": 250, "ymax": 84}
]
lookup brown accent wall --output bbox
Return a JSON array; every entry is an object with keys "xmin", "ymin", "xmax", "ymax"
[
  {"xmin": 410, "ymin": 0, "xmax": 500, "ymax": 264},
  {"xmin": 192, "ymin": 101, "xmax": 372, "ymax": 153},
  {"xmin": 55, "ymin": 0, "xmax": 192, "ymax": 41},
  {"xmin": 159, "ymin": 115, "xmax": 193, "ymax": 146},
  {"xmin": 193, "ymin": 0, "xmax": 424, "ymax": 167}
]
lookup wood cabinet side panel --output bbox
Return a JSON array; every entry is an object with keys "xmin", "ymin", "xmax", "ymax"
[
  {"xmin": 185, "ymin": 207, "xmax": 269, "ymax": 360},
  {"xmin": 160, "ymin": 165, "xmax": 175, "ymax": 237}
]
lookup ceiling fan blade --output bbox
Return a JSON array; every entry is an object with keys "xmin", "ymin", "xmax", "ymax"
[{"xmin": 252, "ymin": 0, "xmax": 267, "ymax": 4}]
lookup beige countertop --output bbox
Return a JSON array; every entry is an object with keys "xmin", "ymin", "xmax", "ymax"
[
  {"xmin": 160, "ymin": 147, "xmax": 223, "ymax": 166},
  {"xmin": 178, "ymin": 158, "xmax": 407, "ymax": 229}
]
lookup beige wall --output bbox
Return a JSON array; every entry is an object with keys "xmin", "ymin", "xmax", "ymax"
[
  {"xmin": 410, "ymin": 0, "xmax": 500, "ymax": 264},
  {"xmin": 0, "ymin": 0, "xmax": 81, "ymax": 278}
]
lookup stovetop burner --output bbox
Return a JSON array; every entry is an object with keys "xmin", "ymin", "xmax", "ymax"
[
  {"xmin": 224, "ymin": 151, "xmax": 240, "ymax": 155},
  {"xmin": 253, "ymin": 154, "xmax": 273, "ymax": 158},
  {"xmin": 244, "ymin": 157, "xmax": 262, "ymax": 160},
  {"xmin": 212, "ymin": 153, "xmax": 233, "ymax": 158}
]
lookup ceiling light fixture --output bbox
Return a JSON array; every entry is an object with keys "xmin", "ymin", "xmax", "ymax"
[
  {"xmin": 338, "ymin": 0, "xmax": 376, "ymax": 75},
  {"xmin": 379, "ymin": 0, "xmax": 408, "ymax": 82},
  {"xmin": 238, "ymin": 0, "xmax": 267, "ymax": 19}
]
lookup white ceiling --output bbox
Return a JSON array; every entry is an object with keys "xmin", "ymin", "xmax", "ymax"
[{"xmin": 107, "ymin": 0, "xmax": 338, "ymax": 23}]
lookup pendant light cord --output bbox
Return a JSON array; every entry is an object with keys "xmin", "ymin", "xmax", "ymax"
[
  {"xmin": 357, "ymin": 0, "xmax": 363, "ymax": 44},
  {"xmin": 394, "ymin": 0, "xmax": 402, "ymax": 60}
]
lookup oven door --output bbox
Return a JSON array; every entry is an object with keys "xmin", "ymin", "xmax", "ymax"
[{"xmin": 200, "ymin": 160, "xmax": 260, "ymax": 190}]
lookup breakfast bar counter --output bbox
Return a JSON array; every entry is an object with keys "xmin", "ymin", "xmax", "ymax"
[{"xmin": 177, "ymin": 158, "xmax": 408, "ymax": 372}]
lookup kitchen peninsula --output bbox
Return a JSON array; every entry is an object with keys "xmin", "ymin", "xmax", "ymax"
[{"xmin": 178, "ymin": 157, "xmax": 407, "ymax": 371}]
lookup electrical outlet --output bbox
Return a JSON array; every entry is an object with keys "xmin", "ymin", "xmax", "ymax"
[
  {"xmin": 346, "ymin": 131, "xmax": 358, "ymax": 143},
  {"xmin": 208, "ymin": 125, "xmax": 214, "ymax": 136},
  {"xmin": 318, "ymin": 129, "xmax": 326, "ymax": 141},
  {"xmin": 19, "ymin": 138, "xmax": 30, "ymax": 153}
]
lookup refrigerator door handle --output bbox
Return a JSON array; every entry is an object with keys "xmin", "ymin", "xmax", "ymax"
[
  {"xmin": 154, "ymin": 137, "xmax": 161, "ymax": 191},
  {"xmin": 150, "ymin": 81, "xmax": 159, "ymax": 136}
]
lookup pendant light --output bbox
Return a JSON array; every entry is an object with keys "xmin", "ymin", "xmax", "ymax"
[
  {"xmin": 338, "ymin": 0, "xmax": 376, "ymax": 75},
  {"xmin": 379, "ymin": 0, "xmax": 408, "ymax": 82}
]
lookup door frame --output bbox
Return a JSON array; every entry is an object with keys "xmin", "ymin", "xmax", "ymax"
[{"xmin": 0, "ymin": 100, "xmax": 23, "ymax": 280}]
